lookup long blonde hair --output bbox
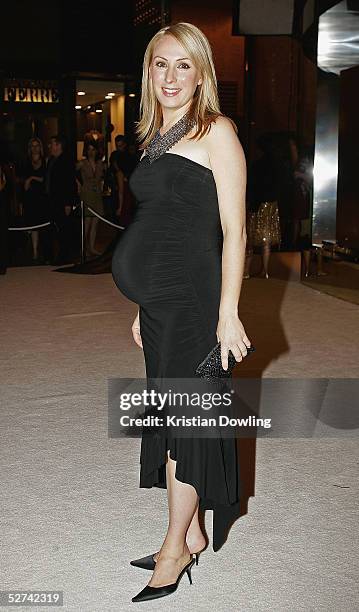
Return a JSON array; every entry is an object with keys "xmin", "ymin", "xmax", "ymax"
[{"xmin": 135, "ymin": 22, "xmax": 237, "ymax": 149}]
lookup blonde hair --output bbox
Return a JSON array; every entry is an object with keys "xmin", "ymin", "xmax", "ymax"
[{"xmin": 135, "ymin": 22, "xmax": 237, "ymax": 149}]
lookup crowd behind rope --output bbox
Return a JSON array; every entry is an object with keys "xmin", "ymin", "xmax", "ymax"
[
  {"xmin": 0, "ymin": 134, "xmax": 138, "ymax": 274},
  {"xmin": 0, "ymin": 130, "xmax": 312, "ymax": 276}
]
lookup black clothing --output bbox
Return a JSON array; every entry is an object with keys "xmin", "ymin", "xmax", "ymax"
[
  {"xmin": 46, "ymin": 153, "xmax": 75, "ymax": 215},
  {"xmin": 247, "ymin": 155, "xmax": 279, "ymax": 213},
  {"xmin": 0, "ymin": 189, "xmax": 9, "ymax": 271},
  {"xmin": 0, "ymin": 164, "xmax": 12, "ymax": 272},
  {"xmin": 109, "ymin": 150, "xmax": 136, "ymax": 179},
  {"xmin": 112, "ymin": 153, "xmax": 242, "ymax": 552},
  {"xmin": 22, "ymin": 161, "xmax": 48, "ymax": 226},
  {"xmin": 45, "ymin": 153, "xmax": 76, "ymax": 262}
]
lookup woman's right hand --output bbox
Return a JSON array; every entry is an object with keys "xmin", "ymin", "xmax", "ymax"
[{"xmin": 132, "ymin": 311, "xmax": 143, "ymax": 348}]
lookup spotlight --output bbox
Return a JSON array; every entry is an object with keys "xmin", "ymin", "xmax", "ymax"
[{"xmin": 313, "ymin": 154, "xmax": 337, "ymax": 190}]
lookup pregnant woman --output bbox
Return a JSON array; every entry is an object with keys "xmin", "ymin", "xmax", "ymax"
[{"xmin": 112, "ymin": 22, "xmax": 250, "ymax": 603}]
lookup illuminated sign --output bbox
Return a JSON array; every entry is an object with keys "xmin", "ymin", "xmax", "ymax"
[{"xmin": 3, "ymin": 80, "xmax": 59, "ymax": 103}]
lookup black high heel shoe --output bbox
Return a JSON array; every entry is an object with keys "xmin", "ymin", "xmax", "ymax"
[
  {"xmin": 130, "ymin": 550, "xmax": 201, "ymax": 571},
  {"xmin": 132, "ymin": 557, "xmax": 195, "ymax": 603}
]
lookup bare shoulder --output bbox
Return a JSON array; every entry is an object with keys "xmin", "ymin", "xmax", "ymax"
[
  {"xmin": 206, "ymin": 115, "xmax": 238, "ymax": 144},
  {"xmin": 205, "ymin": 115, "xmax": 246, "ymax": 169}
]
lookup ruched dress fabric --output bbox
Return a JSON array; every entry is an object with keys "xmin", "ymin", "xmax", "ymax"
[{"xmin": 111, "ymin": 152, "xmax": 241, "ymax": 551}]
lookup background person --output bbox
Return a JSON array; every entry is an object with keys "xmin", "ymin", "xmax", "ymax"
[
  {"xmin": 0, "ymin": 158, "xmax": 9, "ymax": 274},
  {"xmin": 76, "ymin": 140, "xmax": 105, "ymax": 257},
  {"xmin": 45, "ymin": 135, "xmax": 76, "ymax": 264},
  {"xmin": 109, "ymin": 135, "xmax": 136, "ymax": 225},
  {"xmin": 245, "ymin": 133, "xmax": 281, "ymax": 279},
  {"xmin": 22, "ymin": 137, "xmax": 48, "ymax": 262}
]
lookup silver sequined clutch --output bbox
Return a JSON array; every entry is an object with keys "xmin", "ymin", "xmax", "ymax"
[{"xmin": 195, "ymin": 342, "xmax": 256, "ymax": 379}]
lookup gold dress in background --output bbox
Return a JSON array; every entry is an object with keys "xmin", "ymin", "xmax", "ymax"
[{"xmin": 247, "ymin": 201, "xmax": 281, "ymax": 247}]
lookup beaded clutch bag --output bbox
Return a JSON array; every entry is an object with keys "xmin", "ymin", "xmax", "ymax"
[{"xmin": 195, "ymin": 342, "xmax": 256, "ymax": 379}]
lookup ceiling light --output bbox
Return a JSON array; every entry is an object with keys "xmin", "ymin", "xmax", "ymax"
[
  {"xmin": 107, "ymin": 92, "xmax": 115, "ymax": 96},
  {"xmin": 75, "ymin": 105, "xmax": 82, "ymax": 110},
  {"xmin": 129, "ymin": 93, "xmax": 135, "ymax": 97},
  {"xmin": 105, "ymin": 95, "xmax": 112, "ymax": 99},
  {"xmin": 77, "ymin": 91, "xmax": 86, "ymax": 96},
  {"xmin": 96, "ymin": 109, "xmax": 102, "ymax": 113}
]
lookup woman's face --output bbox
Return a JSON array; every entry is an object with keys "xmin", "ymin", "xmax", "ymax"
[
  {"xmin": 31, "ymin": 141, "xmax": 41, "ymax": 155},
  {"xmin": 149, "ymin": 35, "xmax": 202, "ymax": 111}
]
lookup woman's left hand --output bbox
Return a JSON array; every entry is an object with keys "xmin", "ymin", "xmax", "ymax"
[{"xmin": 216, "ymin": 314, "xmax": 252, "ymax": 370}]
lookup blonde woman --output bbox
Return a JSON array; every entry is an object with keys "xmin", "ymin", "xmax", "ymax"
[
  {"xmin": 23, "ymin": 137, "xmax": 47, "ymax": 261},
  {"xmin": 112, "ymin": 22, "xmax": 251, "ymax": 603}
]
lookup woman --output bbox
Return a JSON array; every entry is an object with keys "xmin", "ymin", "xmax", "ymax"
[
  {"xmin": 244, "ymin": 133, "xmax": 281, "ymax": 279},
  {"xmin": 0, "ymin": 158, "xmax": 9, "ymax": 274},
  {"xmin": 112, "ymin": 22, "xmax": 251, "ymax": 603},
  {"xmin": 22, "ymin": 137, "xmax": 48, "ymax": 262},
  {"xmin": 76, "ymin": 140, "xmax": 105, "ymax": 256}
]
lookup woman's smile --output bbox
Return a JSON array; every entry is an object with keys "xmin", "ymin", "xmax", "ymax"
[{"xmin": 161, "ymin": 87, "xmax": 181, "ymax": 97}]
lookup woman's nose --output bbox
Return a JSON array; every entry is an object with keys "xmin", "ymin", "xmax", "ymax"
[{"xmin": 164, "ymin": 66, "xmax": 177, "ymax": 83}]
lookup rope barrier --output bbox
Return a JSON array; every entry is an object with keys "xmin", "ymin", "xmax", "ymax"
[
  {"xmin": 7, "ymin": 202, "xmax": 124, "ymax": 267},
  {"xmin": 8, "ymin": 221, "xmax": 51, "ymax": 231},
  {"xmin": 85, "ymin": 206, "xmax": 125, "ymax": 230},
  {"xmin": 7, "ymin": 207, "xmax": 125, "ymax": 232}
]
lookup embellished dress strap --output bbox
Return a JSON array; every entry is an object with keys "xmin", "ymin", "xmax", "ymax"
[{"xmin": 145, "ymin": 110, "xmax": 197, "ymax": 164}]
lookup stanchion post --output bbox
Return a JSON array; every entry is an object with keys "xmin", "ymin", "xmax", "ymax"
[{"xmin": 81, "ymin": 200, "xmax": 86, "ymax": 264}]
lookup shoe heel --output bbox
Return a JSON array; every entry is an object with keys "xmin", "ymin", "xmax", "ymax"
[
  {"xmin": 186, "ymin": 564, "xmax": 193, "ymax": 585},
  {"xmin": 195, "ymin": 552, "xmax": 200, "ymax": 565}
]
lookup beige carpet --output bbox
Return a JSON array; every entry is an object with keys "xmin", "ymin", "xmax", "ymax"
[
  {"xmin": 301, "ymin": 259, "xmax": 359, "ymax": 305},
  {"xmin": 0, "ymin": 267, "xmax": 358, "ymax": 611}
]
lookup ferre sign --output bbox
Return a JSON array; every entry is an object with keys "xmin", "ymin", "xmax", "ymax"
[{"xmin": 3, "ymin": 80, "xmax": 59, "ymax": 103}]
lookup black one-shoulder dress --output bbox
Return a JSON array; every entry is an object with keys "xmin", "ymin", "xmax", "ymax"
[{"xmin": 112, "ymin": 152, "xmax": 241, "ymax": 551}]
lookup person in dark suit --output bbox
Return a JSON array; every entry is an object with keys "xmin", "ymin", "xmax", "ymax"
[
  {"xmin": 45, "ymin": 135, "xmax": 76, "ymax": 264},
  {"xmin": 108, "ymin": 135, "xmax": 136, "ymax": 225},
  {"xmin": 0, "ymin": 164, "xmax": 9, "ymax": 274},
  {"xmin": 0, "ymin": 142, "xmax": 13, "ymax": 275}
]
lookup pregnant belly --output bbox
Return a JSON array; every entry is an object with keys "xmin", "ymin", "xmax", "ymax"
[
  {"xmin": 112, "ymin": 219, "xmax": 222, "ymax": 308},
  {"xmin": 111, "ymin": 223, "xmax": 149, "ymax": 303}
]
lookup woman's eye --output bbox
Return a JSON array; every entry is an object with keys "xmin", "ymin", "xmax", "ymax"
[{"xmin": 155, "ymin": 61, "xmax": 190, "ymax": 69}]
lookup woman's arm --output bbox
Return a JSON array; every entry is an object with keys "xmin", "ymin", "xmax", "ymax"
[
  {"xmin": 24, "ymin": 177, "xmax": 32, "ymax": 191},
  {"xmin": 206, "ymin": 116, "xmax": 252, "ymax": 369}
]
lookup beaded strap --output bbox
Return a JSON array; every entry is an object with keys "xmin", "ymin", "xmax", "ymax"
[{"xmin": 145, "ymin": 111, "xmax": 197, "ymax": 164}]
